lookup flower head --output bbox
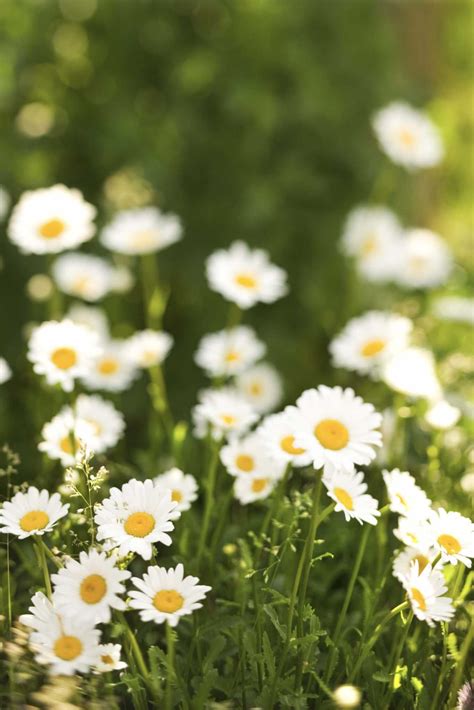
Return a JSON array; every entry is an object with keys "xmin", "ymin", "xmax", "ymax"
[
  {"xmin": 38, "ymin": 409, "xmax": 97, "ymax": 466},
  {"xmin": 220, "ymin": 431, "xmax": 285, "ymax": 479},
  {"xmin": 154, "ymin": 468, "xmax": 198, "ymax": 515},
  {"xmin": 402, "ymin": 562, "xmax": 454, "ymax": 626},
  {"xmin": 82, "ymin": 340, "xmax": 138, "ymax": 392},
  {"xmin": 392, "ymin": 546, "xmax": 438, "ymax": 584},
  {"xmin": 52, "ymin": 253, "xmax": 115, "ymax": 301},
  {"xmin": 126, "ymin": 329, "xmax": 173, "ymax": 368},
  {"xmin": 195, "ymin": 326, "xmax": 265, "ymax": 378},
  {"xmin": 392, "ymin": 229, "xmax": 452, "ymax": 289},
  {"xmin": 428, "ymin": 508, "xmax": 474, "ymax": 567},
  {"xmin": 95, "ymin": 643, "xmax": 127, "ymax": 673},
  {"xmin": 341, "ymin": 206, "xmax": 402, "ymax": 282},
  {"xmin": 257, "ymin": 407, "xmax": 313, "ymax": 468},
  {"xmin": 235, "ymin": 362, "xmax": 283, "ymax": 414},
  {"xmin": 382, "ymin": 347, "xmax": 442, "ymax": 400},
  {"xmin": 382, "ymin": 469, "xmax": 432, "ymax": 518},
  {"xmin": 234, "ymin": 474, "xmax": 277, "ymax": 505},
  {"xmin": 0, "ymin": 487, "xmax": 69, "ymax": 539},
  {"xmin": 323, "ymin": 467, "xmax": 380, "ymax": 525},
  {"xmin": 0, "ymin": 357, "xmax": 12, "ymax": 384},
  {"xmin": 193, "ymin": 387, "xmax": 258, "ymax": 440},
  {"xmin": 101, "ymin": 207, "xmax": 182, "ymax": 255}
]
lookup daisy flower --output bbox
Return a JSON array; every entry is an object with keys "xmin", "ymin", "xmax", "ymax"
[
  {"xmin": 234, "ymin": 474, "xmax": 277, "ymax": 505},
  {"xmin": 322, "ymin": 467, "xmax": 380, "ymax": 525},
  {"xmin": 425, "ymin": 399, "xmax": 461, "ymax": 430},
  {"xmin": 94, "ymin": 479, "xmax": 179, "ymax": 560},
  {"xmin": 392, "ymin": 546, "xmax": 438, "ymax": 584},
  {"xmin": 20, "ymin": 592, "xmax": 101, "ymax": 675},
  {"xmin": 52, "ymin": 549, "xmax": 131, "ymax": 624},
  {"xmin": 101, "ymin": 207, "xmax": 182, "ymax": 255},
  {"xmin": 428, "ymin": 508, "xmax": 474, "ymax": 567},
  {"xmin": 95, "ymin": 643, "xmax": 127, "ymax": 673},
  {"xmin": 257, "ymin": 407, "xmax": 313, "ymax": 468},
  {"xmin": 154, "ymin": 468, "xmax": 198, "ymax": 515},
  {"xmin": 38, "ymin": 409, "xmax": 97, "ymax": 466},
  {"xmin": 192, "ymin": 387, "xmax": 258, "ymax": 440},
  {"xmin": 0, "ymin": 357, "xmax": 12, "ymax": 384},
  {"xmin": 382, "ymin": 469, "xmax": 432, "ymax": 519},
  {"xmin": 28, "ymin": 320, "xmax": 102, "ymax": 392},
  {"xmin": 8, "ymin": 184, "xmax": 96, "ymax": 254},
  {"xmin": 235, "ymin": 362, "xmax": 283, "ymax": 414},
  {"xmin": 206, "ymin": 241, "xmax": 287, "ymax": 309},
  {"xmin": 52, "ymin": 253, "xmax": 115, "ymax": 301},
  {"xmin": 393, "ymin": 516, "xmax": 432, "ymax": 551},
  {"xmin": 402, "ymin": 562, "xmax": 454, "ymax": 626},
  {"xmin": 73, "ymin": 394, "xmax": 126, "ymax": 453},
  {"xmin": 0, "ymin": 487, "xmax": 69, "ymax": 539},
  {"xmin": 126, "ymin": 329, "xmax": 173, "ymax": 368},
  {"xmin": 82, "ymin": 340, "xmax": 138, "ymax": 392},
  {"xmin": 294, "ymin": 386, "xmax": 382, "ymax": 471},
  {"xmin": 433, "ymin": 296, "xmax": 474, "ymax": 326},
  {"xmin": 129, "ymin": 563, "xmax": 211, "ymax": 626},
  {"xmin": 382, "ymin": 347, "xmax": 442, "ymax": 400},
  {"xmin": 392, "ymin": 229, "xmax": 452, "ymax": 289},
  {"xmin": 195, "ymin": 326, "xmax": 265, "ymax": 378},
  {"xmin": 66, "ymin": 303, "xmax": 110, "ymax": 340},
  {"xmin": 220, "ymin": 431, "xmax": 285, "ymax": 479},
  {"xmin": 330, "ymin": 311, "xmax": 412, "ymax": 378},
  {"xmin": 110, "ymin": 264, "xmax": 135, "ymax": 293}
]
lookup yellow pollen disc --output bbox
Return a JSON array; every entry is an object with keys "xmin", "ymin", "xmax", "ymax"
[
  {"xmin": 361, "ymin": 339, "xmax": 386, "ymax": 357},
  {"xmin": 249, "ymin": 382, "xmax": 263, "ymax": 396},
  {"xmin": 235, "ymin": 273, "xmax": 257, "ymax": 289},
  {"xmin": 80, "ymin": 574, "xmax": 107, "ymax": 604},
  {"xmin": 280, "ymin": 435, "xmax": 305, "ymax": 456},
  {"xmin": 314, "ymin": 419, "xmax": 349, "ymax": 451},
  {"xmin": 101, "ymin": 654, "xmax": 114, "ymax": 665},
  {"xmin": 60, "ymin": 435, "xmax": 77, "ymax": 454},
  {"xmin": 98, "ymin": 358, "xmax": 119, "ymax": 375},
  {"xmin": 38, "ymin": 218, "xmax": 65, "ymax": 239},
  {"xmin": 153, "ymin": 589, "xmax": 184, "ymax": 613},
  {"xmin": 87, "ymin": 419, "xmax": 102, "ymax": 436},
  {"xmin": 361, "ymin": 235, "xmax": 377, "ymax": 255},
  {"xmin": 437, "ymin": 533, "xmax": 461, "ymax": 555},
  {"xmin": 124, "ymin": 511, "xmax": 155, "ymax": 537},
  {"xmin": 51, "ymin": 347, "xmax": 77, "ymax": 370},
  {"xmin": 251, "ymin": 478, "xmax": 268, "ymax": 493},
  {"xmin": 54, "ymin": 635, "xmax": 83, "ymax": 661},
  {"xmin": 171, "ymin": 489, "xmax": 183, "ymax": 503},
  {"xmin": 414, "ymin": 554, "xmax": 429, "ymax": 573},
  {"xmin": 236, "ymin": 454, "xmax": 254, "ymax": 472},
  {"xmin": 132, "ymin": 229, "xmax": 156, "ymax": 248},
  {"xmin": 410, "ymin": 587, "xmax": 426, "ymax": 611},
  {"xmin": 410, "ymin": 256, "xmax": 427, "ymax": 273},
  {"xmin": 399, "ymin": 128, "xmax": 416, "ymax": 147},
  {"xmin": 225, "ymin": 350, "xmax": 240, "ymax": 363},
  {"xmin": 19, "ymin": 510, "xmax": 50, "ymax": 532},
  {"xmin": 221, "ymin": 414, "xmax": 236, "ymax": 426},
  {"xmin": 72, "ymin": 276, "xmax": 91, "ymax": 294},
  {"xmin": 333, "ymin": 487, "xmax": 354, "ymax": 510},
  {"xmin": 141, "ymin": 351, "xmax": 157, "ymax": 366}
]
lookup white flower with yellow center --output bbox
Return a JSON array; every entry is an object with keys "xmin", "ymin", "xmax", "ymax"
[
  {"xmin": 382, "ymin": 469, "xmax": 432, "ymax": 519},
  {"xmin": 234, "ymin": 473, "xmax": 277, "ymax": 505},
  {"xmin": 38, "ymin": 410, "xmax": 96, "ymax": 466},
  {"xmin": 258, "ymin": 407, "xmax": 313, "ymax": 468},
  {"xmin": 126, "ymin": 329, "xmax": 173, "ymax": 369},
  {"xmin": 95, "ymin": 643, "xmax": 127, "ymax": 673},
  {"xmin": 322, "ymin": 467, "xmax": 380, "ymax": 525},
  {"xmin": 341, "ymin": 206, "xmax": 402, "ymax": 283},
  {"xmin": 206, "ymin": 241, "xmax": 288, "ymax": 309},
  {"xmin": 192, "ymin": 387, "xmax": 258, "ymax": 440},
  {"xmin": 101, "ymin": 207, "xmax": 182, "ymax": 255},
  {"xmin": 195, "ymin": 326, "xmax": 265, "ymax": 378},
  {"xmin": 401, "ymin": 562, "xmax": 454, "ymax": 627},
  {"xmin": 294, "ymin": 386, "xmax": 382, "ymax": 471},
  {"xmin": 220, "ymin": 431, "xmax": 285, "ymax": 480},
  {"xmin": 425, "ymin": 399, "xmax": 461, "ymax": 430},
  {"xmin": 393, "ymin": 516, "xmax": 432, "ymax": 551},
  {"xmin": 20, "ymin": 592, "xmax": 101, "ymax": 675},
  {"xmin": 52, "ymin": 253, "xmax": 115, "ymax": 301},
  {"xmin": 129, "ymin": 563, "xmax": 211, "ymax": 626},
  {"xmin": 73, "ymin": 394, "xmax": 125, "ymax": 453},
  {"xmin": 330, "ymin": 311, "xmax": 412, "ymax": 378},
  {"xmin": 8, "ymin": 184, "xmax": 96, "ymax": 254},
  {"xmin": 382, "ymin": 347, "xmax": 442, "ymax": 400},
  {"xmin": 235, "ymin": 362, "xmax": 283, "ymax": 414},
  {"xmin": 0, "ymin": 487, "xmax": 69, "ymax": 539},
  {"xmin": 372, "ymin": 102, "xmax": 443, "ymax": 170},
  {"xmin": 28, "ymin": 319, "xmax": 102, "ymax": 392},
  {"xmin": 428, "ymin": 508, "xmax": 474, "ymax": 567},
  {"xmin": 94, "ymin": 479, "xmax": 179, "ymax": 560},
  {"xmin": 392, "ymin": 229, "xmax": 452, "ymax": 290},
  {"xmin": 154, "ymin": 468, "xmax": 198, "ymax": 516},
  {"xmin": 392, "ymin": 546, "xmax": 439, "ymax": 584},
  {"xmin": 52, "ymin": 549, "xmax": 131, "ymax": 624},
  {"xmin": 0, "ymin": 357, "xmax": 12, "ymax": 384},
  {"xmin": 82, "ymin": 340, "xmax": 138, "ymax": 392},
  {"xmin": 66, "ymin": 303, "xmax": 110, "ymax": 340}
]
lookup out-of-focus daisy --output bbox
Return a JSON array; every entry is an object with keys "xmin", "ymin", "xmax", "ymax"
[
  {"xmin": 402, "ymin": 562, "xmax": 454, "ymax": 626},
  {"xmin": 0, "ymin": 186, "xmax": 11, "ymax": 220},
  {"xmin": 376, "ymin": 408, "xmax": 396, "ymax": 465},
  {"xmin": 95, "ymin": 479, "xmax": 179, "ymax": 560},
  {"xmin": 460, "ymin": 472, "xmax": 474, "ymax": 495},
  {"xmin": 28, "ymin": 320, "xmax": 102, "ymax": 392},
  {"xmin": 110, "ymin": 264, "xmax": 135, "ymax": 293},
  {"xmin": 393, "ymin": 516, "xmax": 432, "ymax": 551},
  {"xmin": 129, "ymin": 563, "xmax": 211, "ymax": 626},
  {"xmin": 0, "ymin": 357, "xmax": 12, "ymax": 384},
  {"xmin": 0, "ymin": 487, "xmax": 69, "ymax": 539},
  {"xmin": 52, "ymin": 253, "xmax": 115, "ymax": 301},
  {"xmin": 82, "ymin": 340, "xmax": 137, "ymax": 392},
  {"xmin": 126, "ymin": 329, "xmax": 173, "ymax": 369},
  {"xmin": 392, "ymin": 546, "xmax": 438, "ymax": 584},
  {"xmin": 258, "ymin": 407, "xmax": 313, "ymax": 468},
  {"xmin": 20, "ymin": 591, "xmax": 101, "ymax": 675},
  {"xmin": 322, "ymin": 467, "xmax": 380, "ymax": 525},
  {"xmin": 95, "ymin": 643, "xmax": 127, "ymax": 673},
  {"xmin": 372, "ymin": 102, "xmax": 443, "ymax": 170},
  {"xmin": 433, "ymin": 296, "xmax": 474, "ymax": 325},
  {"xmin": 66, "ymin": 303, "xmax": 109, "ymax": 340},
  {"xmin": 192, "ymin": 387, "xmax": 258, "ymax": 440},
  {"xmin": 206, "ymin": 241, "xmax": 287, "ymax": 309},
  {"xmin": 38, "ymin": 410, "xmax": 96, "ymax": 466},
  {"xmin": 333, "ymin": 685, "xmax": 362, "ymax": 709},
  {"xmin": 295, "ymin": 386, "xmax": 382, "ymax": 471},
  {"xmin": 101, "ymin": 207, "xmax": 182, "ymax": 255},
  {"xmin": 330, "ymin": 311, "xmax": 412, "ymax": 378},
  {"xmin": 8, "ymin": 185, "xmax": 96, "ymax": 254},
  {"xmin": 220, "ymin": 432, "xmax": 285, "ymax": 479},
  {"xmin": 52, "ymin": 549, "xmax": 131, "ymax": 624},
  {"xmin": 73, "ymin": 394, "xmax": 125, "ymax": 453},
  {"xmin": 235, "ymin": 362, "xmax": 283, "ymax": 414},
  {"xmin": 382, "ymin": 469, "xmax": 432, "ymax": 518},
  {"xmin": 425, "ymin": 399, "xmax": 461, "ymax": 430},
  {"xmin": 428, "ymin": 508, "xmax": 474, "ymax": 567},
  {"xmin": 234, "ymin": 474, "xmax": 277, "ymax": 505},
  {"xmin": 392, "ymin": 229, "xmax": 452, "ymax": 290},
  {"xmin": 382, "ymin": 347, "xmax": 442, "ymax": 400},
  {"xmin": 195, "ymin": 326, "xmax": 265, "ymax": 378},
  {"xmin": 154, "ymin": 468, "xmax": 198, "ymax": 515}
]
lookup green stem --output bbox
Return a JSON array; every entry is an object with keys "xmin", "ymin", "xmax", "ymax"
[
  {"xmin": 35, "ymin": 537, "xmax": 52, "ymax": 599},
  {"xmin": 430, "ymin": 621, "xmax": 448, "ymax": 710},
  {"xmin": 165, "ymin": 622, "xmax": 175, "ymax": 710},
  {"xmin": 38, "ymin": 538, "xmax": 62, "ymax": 569},
  {"xmin": 448, "ymin": 613, "xmax": 474, "ymax": 708},
  {"xmin": 119, "ymin": 612, "xmax": 149, "ymax": 680},
  {"xmin": 389, "ymin": 610, "xmax": 413, "ymax": 691},
  {"xmin": 197, "ymin": 439, "xmax": 220, "ymax": 566},
  {"xmin": 140, "ymin": 254, "xmax": 163, "ymax": 330}
]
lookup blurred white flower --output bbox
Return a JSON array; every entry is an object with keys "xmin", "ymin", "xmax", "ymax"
[
  {"xmin": 82, "ymin": 340, "xmax": 138, "ymax": 392},
  {"xmin": 192, "ymin": 387, "xmax": 258, "ymax": 440},
  {"xmin": 236, "ymin": 362, "xmax": 283, "ymax": 414},
  {"xmin": 195, "ymin": 326, "xmax": 265, "ymax": 377},
  {"xmin": 234, "ymin": 474, "xmax": 277, "ymax": 505},
  {"xmin": 221, "ymin": 431, "xmax": 285, "ymax": 479},
  {"xmin": 392, "ymin": 229, "xmax": 452, "ymax": 290},
  {"xmin": 110, "ymin": 264, "xmax": 135, "ymax": 293},
  {"xmin": 433, "ymin": 296, "xmax": 474, "ymax": 325},
  {"xmin": 52, "ymin": 253, "xmax": 115, "ymax": 301},
  {"xmin": 258, "ymin": 407, "xmax": 312, "ymax": 468},
  {"xmin": 425, "ymin": 399, "xmax": 461, "ymax": 430},
  {"xmin": 341, "ymin": 206, "xmax": 402, "ymax": 282},
  {"xmin": 66, "ymin": 303, "xmax": 110, "ymax": 340},
  {"xmin": 126, "ymin": 329, "xmax": 173, "ymax": 368},
  {"xmin": 382, "ymin": 347, "xmax": 442, "ymax": 400},
  {"xmin": 333, "ymin": 684, "xmax": 362, "ymax": 708},
  {"xmin": 101, "ymin": 207, "xmax": 182, "ymax": 255},
  {"xmin": 154, "ymin": 467, "xmax": 198, "ymax": 515},
  {"xmin": 39, "ymin": 409, "xmax": 96, "ymax": 466},
  {"xmin": 460, "ymin": 471, "xmax": 474, "ymax": 495},
  {"xmin": 0, "ymin": 357, "xmax": 12, "ymax": 384}
]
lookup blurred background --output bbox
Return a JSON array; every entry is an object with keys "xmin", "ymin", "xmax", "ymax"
[{"xmin": 0, "ymin": 0, "xmax": 472, "ymax": 466}]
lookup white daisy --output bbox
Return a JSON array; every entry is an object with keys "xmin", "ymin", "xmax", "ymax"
[
  {"xmin": 20, "ymin": 591, "xmax": 101, "ymax": 675},
  {"xmin": 322, "ymin": 467, "xmax": 380, "ymax": 525},
  {"xmin": 234, "ymin": 474, "xmax": 277, "ymax": 505},
  {"xmin": 195, "ymin": 326, "xmax": 265, "ymax": 378},
  {"xmin": 110, "ymin": 265, "xmax": 135, "ymax": 293},
  {"xmin": 402, "ymin": 562, "xmax": 454, "ymax": 626},
  {"xmin": 392, "ymin": 229, "xmax": 452, "ymax": 289},
  {"xmin": 220, "ymin": 431, "xmax": 285, "ymax": 479},
  {"xmin": 94, "ymin": 479, "xmax": 179, "ymax": 560},
  {"xmin": 392, "ymin": 546, "xmax": 438, "ymax": 584},
  {"xmin": 382, "ymin": 469, "xmax": 432, "ymax": 519},
  {"xmin": 192, "ymin": 387, "xmax": 258, "ymax": 440},
  {"xmin": 0, "ymin": 487, "xmax": 69, "ymax": 539},
  {"xmin": 235, "ymin": 362, "xmax": 283, "ymax": 414},
  {"xmin": 330, "ymin": 311, "xmax": 412, "ymax": 378},
  {"xmin": 73, "ymin": 394, "xmax": 125, "ymax": 453},
  {"xmin": 52, "ymin": 549, "xmax": 131, "ymax": 624},
  {"xmin": 38, "ymin": 410, "xmax": 96, "ymax": 466},
  {"xmin": 8, "ymin": 184, "xmax": 96, "ymax": 254},
  {"xmin": 0, "ymin": 357, "xmax": 12, "ymax": 384},
  {"xmin": 433, "ymin": 296, "xmax": 474, "ymax": 326},
  {"xmin": 129, "ymin": 563, "xmax": 211, "ymax": 626},
  {"xmin": 258, "ymin": 407, "xmax": 313, "ymax": 468},
  {"xmin": 154, "ymin": 468, "xmax": 198, "ymax": 515},
  {"xmin": 66, "ymin": 303, "xmax": 110, "ymax": 340},
  {"xmin": 101, "ymin": 207, "xmax": 182, "ymax": 255},
  {"xmin": 206, "ymin": 241, "xmax": 287, "ymax": 309},
  {"xmin": 82, "ymin": 340, "xmax": 138, "ymax": 392},
  {"xmin": 428, "ymin": 508, "xmax": 474, "ymax": 567},
  {"xmin": 52, "ymin": 253, "xmax": 115, "ymax": 301},
  {"xmin": 126, "ymin": 329, "xmax": 173, "ymax": 369},
  {"xmin": 294, "ymin": 386, "xmax": 382, "ymax": 471},
  {"xmin": 425, "ymin": 399, "xmax": 461, "ymax": 430},
  {"xmin": 95, "ymin": 643, "xmax": 127, "ymax": 673},
  {"xmin": 382, "ymin": 347, "xmax": 442, "ymax": 400},
  {"xmin": 393, "ymin": 516, "xmax": 433, "ymax": 551}
]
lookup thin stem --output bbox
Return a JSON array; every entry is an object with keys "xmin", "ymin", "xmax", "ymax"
[
  {"xmin": 388, "ymin": 610, "xmax": 413, "ymax": 690},
  {"xmin": 448, "ymin": 612, "xmax": 474, "ymax": 708},
  {"xmin": 430, "ymin": 620, "xmax": 448, "ymax": 710},
  {"xmin": 140, "ymin": 254, "xmax": 164, "ymax": 330},
  {"xmin": 197, "ymin": 439, "xmax": 220, "ymax": 566},
  {"xmin": 165, "ymin": 622, "xmax": 175, "ymax": 710},
  {"xmin": 35, "ymin": 537, "xmax": 52, "ymax": 599},
  {"xmin": 119, "ymin": 612, "xmax": 149, "ymax": 680},
  {"xmin": 39, "ymin": 538, "xmax": 62, "ymax": 569}
]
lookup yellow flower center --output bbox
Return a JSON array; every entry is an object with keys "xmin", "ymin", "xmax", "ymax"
[
  {"xmin": 225, "ymin": 350, "xmax": 240, "ymax": 363},
  {"xmin": 141, "ymin": 351, "xmax": 157, "ymax": 366},
  {"xmin": 153, "ymin": 589, "xmax": 184, "ymax": 613},
  {"xmin": 437, "ymin": 533, "xmax": 461, "ymax": 555},
  {"xmin": 361, "ymin": 339, "xmax": 386, "ymax": 357},
  {"xmin": 80, "ymin": 574, "xmax": 107, "ymax": 604},
  {"xmin": 410, "ymin": 587, "xmax": 426, "ymax": 611},
  {"xmin": 333, "ymin": 487, "xmax": 354, "ymax": 510},
  {"xmin": 251, "ymin": 478, "xmax": 268, "ymax": 493},
  {"xmin": 98, "ymin": 358, "xmax": 119, "ymax": 375},
  {"xmin": 280, "ymin": 435, "xmax": 306, "ymax": 456},
  {"xmin": 101, "ymin": 654, "xmax": 114, "ymax": 665},
  {"xmin": 235, "ymin": 454, "xmax": 254, "ymax": 472},
  {"xmin": 235, "ymin": 273, "xmax": 257, "ymax": 289},
  {"xmin": 361, "ymin": 235, "xmax": 377, "ymax": 255},
  {"xmin": 132, "ymin": 229, "xmax": 156, "ymax": 248},
  {"xmin": 249, "ymin": 382, "xmax": 263, "ymax": 396},
  {"xmin": 19, "ymin": 510, "xmax": 50, "ymax": 532},
  {"xmin": 51, "ymin": 347, "xmax": 77, "ymax": 370},
  {"xmin": 220, "ymin": 414, "xmax": 236, "ymax": 426},
  {"xmin": 72, "ymin": 276, "xmax": 91, "ymax": 294},
  {"xmin": 314, "ymin": 419, "xmax": 349, "ymax": 450},
  {"xmin": 38, "ymin": 218, "xmax": 65, "ymax": 239},
  {"xmin": 54, "ymin": 635, "xmax": 83, "ymax": 661},
  {"xmin": 171, "ymin": 489, "xmax": 183, "ymax": 503},
  {"xmin": 124, "ymin": 512, "xmax": 155, "ymax": 537},
  {"xmin": 60, "ymin": 435, "xmax": 78, "ymax": 454},
  {"xmin": 399, "ymin": 128, "xmax": 416, "ymax": 147},
  {"xmin": 414, "ymin": 554, "xmax": 429, "ymax": 573}
]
